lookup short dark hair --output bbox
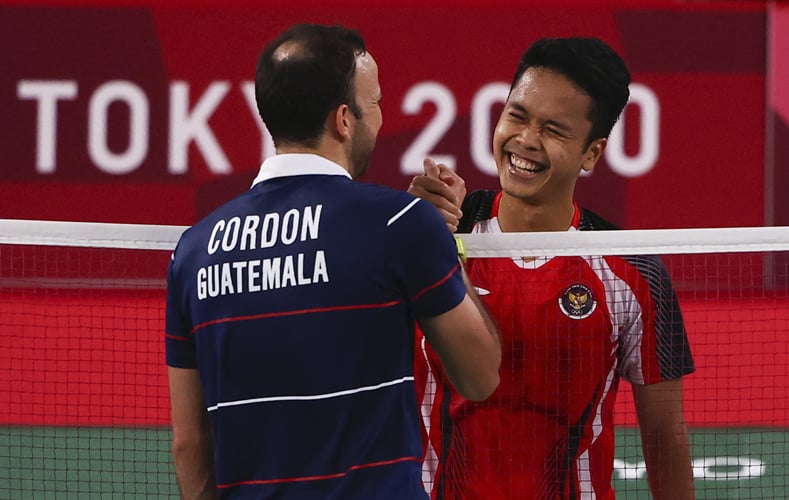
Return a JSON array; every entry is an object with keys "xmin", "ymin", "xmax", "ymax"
[
  {"xmin": 255, "ymin": 24, "xmax": 366, "ymax": 147},
  {"xmin": 512, "ymin": 37, "xmax": 631, "ymax": 143}
]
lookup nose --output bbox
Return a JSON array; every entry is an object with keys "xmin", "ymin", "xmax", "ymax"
[{"xmin": 515, "ymin": 124, "xmax": 541, "ymax": 150}]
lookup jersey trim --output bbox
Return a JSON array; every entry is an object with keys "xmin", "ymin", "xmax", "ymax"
[
  {"xmin": 165, "ymin": 332, "xmax": 190, "ymax": 342},
  {"xmin": 207, "ymin": 376, "xmax": 415, "ymax": 412},
  {"xmin": 190, "ymin": 300, "xmax": 402, "ymax": 334},
  {"xmin": 188, "ymin": 263, "xmax": 460, "ymax": 335},
  {"xmin": 460, "ymin": 189, "xmax": 606, "ymax": 234},
  {"xmin": 250, "ymin": 153, "xmax": 351, "ymax": 186},
  {"xmin": 411, "ymin": 263, "xmax": 461, "ymax": 302},
  {"xmin": 485, "ymin": 191, "xmax": 581, "ymax": 229},
  {"xmin": 457, "ymin": 189, "xmax": 580, "ymax": 233},
  {"xmin": 388, "ymin": 198, "xmax": 422, "ymax": 226},
  {"xmin": 217, "ymin": 455, "xmax": 422, "ymax": 489}
]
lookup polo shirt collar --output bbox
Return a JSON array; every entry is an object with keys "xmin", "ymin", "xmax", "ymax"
[{"xmin": 251, "ymin": 154, "xmax": 352, "ymax": 187}]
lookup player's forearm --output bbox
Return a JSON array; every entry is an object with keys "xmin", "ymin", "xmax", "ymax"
[
  {"xmin": 642, "ymin": 425, "xmax": 695, "ymax": 500},
  {"xmin": 420, "ymin": 263, "xmax": 501, "ymax": 401},
  {"xmin": 460, "ymin": 264, "xmax": 501, "ymax": 351},
  {"xmin": 173, "ymin": 435, "xmax": 217, "ymax": 499}
]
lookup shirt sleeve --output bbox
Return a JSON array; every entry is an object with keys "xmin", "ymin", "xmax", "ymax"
[
  {"xmin": 617, "ymin": 255, "xmax": 695, "ymax": 384},
  {"xmin": 386, "ymin": 198, "xmax": 466, "ymax": 319},
  {"xmin": 165, "ymin": 245, "xmax": 197, "ymax": 368}
]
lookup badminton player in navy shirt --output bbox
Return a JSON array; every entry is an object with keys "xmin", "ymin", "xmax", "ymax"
[{"xmin": 165, "ymin": 23, "xmax": 500, "ymax": 499}]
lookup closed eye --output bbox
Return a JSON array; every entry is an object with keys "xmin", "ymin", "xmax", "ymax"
[
  {"xmin": 544, "ymin": 119, "xmax": 573, "ymax": 138},
  {"xmin": 545, "ymin": 127, "xmax": 568, "ymax": 138},
  {"xmin": 505, "ymin": 102, "xmax": 528, "ymax": 122},
  {"xmin": 507, "ymin": 110, "xmax": 526, "ymax": 122}
]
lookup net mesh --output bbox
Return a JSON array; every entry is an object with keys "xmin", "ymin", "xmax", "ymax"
[
  {"xmin": 0, "ymin": 242, "xmax": 174, "ymax": 497},
  {"xmin": 1, "ymin": 220, "xmax": 788, "ymax": 498}
]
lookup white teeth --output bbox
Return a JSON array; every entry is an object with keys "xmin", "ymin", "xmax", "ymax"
[{"xmin": 510, "ymin": 153, "xmax": 539, "ymax": 172}]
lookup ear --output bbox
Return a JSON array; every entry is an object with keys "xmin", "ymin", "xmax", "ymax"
[
  {"xmin": 333, "ymin": 104, "xmax": 353, "ymax": 141},
  {"xmin": 581, "ymin": 138, "xmax": 606, "ymax": 174}
]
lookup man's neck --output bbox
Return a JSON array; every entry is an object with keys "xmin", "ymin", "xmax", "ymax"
[
  {"xmin": 497, "ymin": 194, "xmax": 576, "ymax": 233},
  {"xmin": 276, "ymin": 142, "xmax": 351, "ymax": 175}
]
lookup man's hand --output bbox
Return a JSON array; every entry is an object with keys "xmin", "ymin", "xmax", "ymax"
[{"xmin": 408, "ymin": 158, "xmax": 467, "ymax": 233}]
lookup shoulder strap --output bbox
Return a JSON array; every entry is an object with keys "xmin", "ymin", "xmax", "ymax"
[
  {"xmin": 578, "ymin": 207, "xmax": 621, "ymax": 232},
  {"xmin": 458, "ymin": 196, "xmax": 621, "ymax": 233},
  {"xmin": 458, "ymin": 190, "xmax": 498, "ymax": 234}
]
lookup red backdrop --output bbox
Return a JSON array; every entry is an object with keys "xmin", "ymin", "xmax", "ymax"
[
  {"xmin": 0, "ymin": 0, "xmax": 774, "ymax": 230},
  {"xmin": 1, "ymin": 1, "xmax": 787, "ymax": 428}
]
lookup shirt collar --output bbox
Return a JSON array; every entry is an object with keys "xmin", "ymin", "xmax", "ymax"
[{"xmin": 250, "ymin": 154, "xmax": 352, "ymax": 187}]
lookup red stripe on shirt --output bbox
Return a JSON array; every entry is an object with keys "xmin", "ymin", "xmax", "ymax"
[
  {"xmin": 411, "ymin": 263, "xmax": 461, "ymax": 302},
  {"xmin": 165, "ymin": 333, "xmax": 190, "ymax": 342},
  {"xmin": 217, "ymin": 455, "xmax": 422, "ymax": 489},
  {"xmin": 191, "ymin": 300, "xmax": 402, "ymax": 334},
  {"xmin": 571, "ymin": 202, "xmax": 581, "ymax": 229}
]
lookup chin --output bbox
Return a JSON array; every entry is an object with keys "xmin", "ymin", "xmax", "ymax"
[{"xmin": 352, "ymin": 164, "xmax": 369, "ymax": 179}]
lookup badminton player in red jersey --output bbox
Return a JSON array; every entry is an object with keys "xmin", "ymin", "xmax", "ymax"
[{"xmin": 410, "ymin": 38, "xmax": 695, "ymax": 500}]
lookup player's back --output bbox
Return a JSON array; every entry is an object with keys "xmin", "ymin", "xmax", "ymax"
[{"xmin": 168, "ymin": 173, "xmax": 450, "ymax": 499}]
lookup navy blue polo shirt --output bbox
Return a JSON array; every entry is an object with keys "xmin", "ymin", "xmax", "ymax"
[{"xmin": 166, "ymin": 154, "xmax": 465, "ymax": 499}]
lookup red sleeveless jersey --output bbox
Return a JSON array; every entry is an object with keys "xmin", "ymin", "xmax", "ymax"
[{"xmin": 416, "ymin": 191, "xmax": 694, "ymax": 499}]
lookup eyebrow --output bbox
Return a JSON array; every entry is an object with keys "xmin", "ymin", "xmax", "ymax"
[{"xmin": 507, "ymin": 102, "xmax": 574, "ymax": 133}]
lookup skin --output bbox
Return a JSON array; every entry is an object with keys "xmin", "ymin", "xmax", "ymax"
[
  {"xmin": 347, "ymin": 52, "xmax": 383, "ymax": 179},
  {"xmin": 409, "ymin": 66, "xmax": 694, "ymax": 499},
  {"xmin": 169, "ymin": 367, "xmax": 217, "ymax": 499},
  {"xmin": 408, "ymin": 68, "xmax": 605, "ymax": 234},
  {"xmin": 493, "ymin": 67, "xmax": 604, "ymax": 233},
  {"xmin": 634, "ymin": 379, "xmax": 695, "ymax": 499}
]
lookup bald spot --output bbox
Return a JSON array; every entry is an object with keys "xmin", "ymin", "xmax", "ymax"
[{"xmin": 272, "ymin": 40, "xmax": 307, "ymax": 62}]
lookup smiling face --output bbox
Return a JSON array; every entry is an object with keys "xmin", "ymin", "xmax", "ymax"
[{"xmin": 493, "ymin": 67, "xmax": 605, "ymax": 228}]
